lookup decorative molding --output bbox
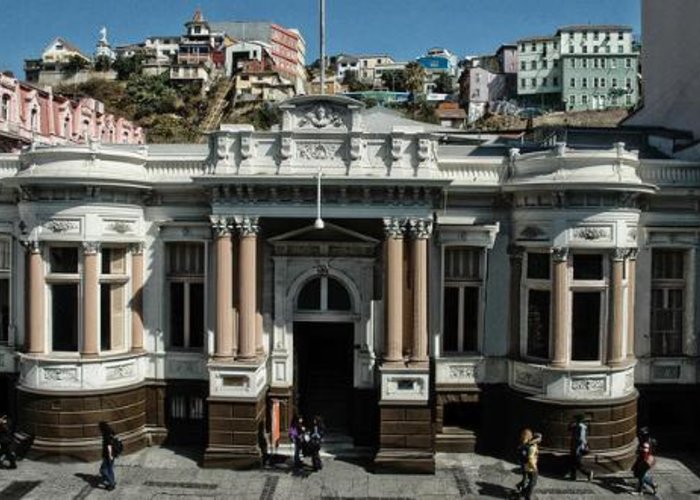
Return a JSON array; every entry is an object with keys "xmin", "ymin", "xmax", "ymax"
[
  {"xmin": 417, "ymin": 138, "xmax": 438, "ymax": 163},
  {"xmin": 514, "ymin": 364, "xmax": 543, "ymax": 389},
  {"xmin": 129, "ymin": 242, "xmax": 144, "ymax": 255},
  {"xmin": 652, "ymin": 363, "xmax": 681, "ymax": 380},
  {"xmin": 22, "ymin": 239, "xmax": 41, "ymax": 254},
  {"xmin": 209, "ymin": 215, "xmax": 232, "ymax": 237},
  {"xmin": 406, "ymin": 218, "xmax": 433, "ymax": 239},
  {"xmin": 43, "ymin": 219, "xmax": 78, "ymax": 233},
  {"xmin": 105, "ymin": 363, "xmax": 135, "ymax": 381},
  {"xmin": 234, "ymin": 216, "xmax": 260, "ymax": 237},
  {"xmin": 574, "ymin": 227, "xmax": 610, "ymax": 241},
  {"xmin": 297, "ymin": 104, "xmax": 344, "ymax": 129},
  {"xmin": 448, "ymin": 364, "xmax": 475, "ymax": 380},
  {"xmin": 570, "ymin": 377, "xmax": 607, "ymax": 394},
  {"xmin": 315, "ymin": 264, "xmax": 329, "ymax": 277},
  {"xmin": 551, "ymin": 247, "xmax": 569, "ymax": 262},
  {"xmin": 82, "ymin": 241, "xmax": 101, "ymax": 255},
  {"xmin": 519, "ymin": 225, "xmax": 546, "ymax": 240},
  {"xmin": 611, "ymin": 247, "xmax": 629, "ymax": 261},
  {"xmin": 42, "ymin": 367, "xmax": 78, "ymax": 383},
  {"xmin": 382, "ymin": 217, "xmax": 404, "ymax": 239},
  {"xmin": 108, "ymin": 221, "xmax": 133, "ymax": 234},
  {"xmin": 297, "ymin": 142, "xmax": 342, "ymax": 161},
  {"xmin": 627, "ymin": 228, "xmax": 637, "ymax": 243}
]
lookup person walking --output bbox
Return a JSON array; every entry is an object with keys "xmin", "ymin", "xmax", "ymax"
[
  {"xmin": 0, "ymin": 415, "xmax": 17, "ymax": 469},
  {"xmin": 309, "ymin": 415, "xmax": 325, "ymax": 471},
  {"xmin": 567, "ymin": 414, "xmax": 593, "ymax": 481},
  {"xmin": 633, "ymin": 440, "xmax": 658, "ymax": 495},
  {"xmin": 98, "ymin": 421, "xmax": 117, "ymax": 491},
  {"xmin": 288, "ymin": 414, "xmax": 305, "ymax": 470},
  {"xmin": 517, "ymin": 428, "xmax": 541, "ymax": 500}
]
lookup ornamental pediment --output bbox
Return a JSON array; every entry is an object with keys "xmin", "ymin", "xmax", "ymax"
[{"xmin": 279, "ymin": 95, "xmax": 364, "ymax": 133}]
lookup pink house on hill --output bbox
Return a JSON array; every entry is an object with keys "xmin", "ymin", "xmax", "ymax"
[{"xmin": 0, "ymin": 73, "xmax": 143, "ymax": 152}]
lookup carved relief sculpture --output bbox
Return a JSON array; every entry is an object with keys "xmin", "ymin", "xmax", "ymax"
[{"xmin": 298, "ymin": 104, "xmax": 344, "ymax": 129}]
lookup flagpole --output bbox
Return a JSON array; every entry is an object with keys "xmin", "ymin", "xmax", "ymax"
[{"xmin": 320, "ymin": 0, "xmax": 326, "ymax": 95}]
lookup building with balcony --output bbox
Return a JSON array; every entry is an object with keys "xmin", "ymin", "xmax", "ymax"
[{"xmin": 0, "ymin": 95, "xmax": 697, "ymax": 475}]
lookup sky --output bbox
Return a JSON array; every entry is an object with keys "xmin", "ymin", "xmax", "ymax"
[{"xmin": 0, "ymin": 0, "xmax": 640, "ymax": 77}]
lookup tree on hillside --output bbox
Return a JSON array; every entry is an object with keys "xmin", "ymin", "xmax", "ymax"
[
  {"xmin": 126, "ymin": 73, "xmax": 178, "ymax": 119},
  {"xmin": 113, "ymin": 54, "xmax": 144, "ymax": 81},
  {"xmin": 433, "ymin": 72, "xmax": 455, "ymax": 94},
  {"xmin": 403, "ymin": 62, "xmax": 426, "ymax": 95},
  {"xmin": 94, "ymin": 55, "xmax": 112, "ymax": 72},
  {"xmin": 342, "ymin": 70, "xmax": 372, "ymax": 92},
  {"xmin": 380, "ymin": 70, "xmax": 407, "ymax": 92},
  {"xmin": 64, "ymin": 56, "xmax": 89, "ymax": 76}
]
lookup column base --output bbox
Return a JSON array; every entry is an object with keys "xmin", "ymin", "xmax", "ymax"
[
  {"xmin": 374, "ymin": 404, "xmax": 434, "ymax": 474},
  {"xmin": 204, "ymin": 393, "xmax": 266, "ymax": 470}
]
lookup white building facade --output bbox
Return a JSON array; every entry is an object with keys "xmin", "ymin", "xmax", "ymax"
[{"xmin": 0, "ymin": 95, "xmax": 698, "ymax": 471}]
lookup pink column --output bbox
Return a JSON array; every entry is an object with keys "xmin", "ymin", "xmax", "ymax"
[
  {"xmin": 409, "ymin": 218, "xmax": 431, "ymax": 364},
  {"xmin": 130, "ymin": 243, "xmax": 145, "ymax": 352},
  {"xmin": 551, "ymin": 247, "xmax": 569, "ymax": 368},
  {"xmin": 607, "ymin": 248, "xmax": 626, "ymax": 366},
  {"xmin": 383, "ymin": 217, "xmax": 404, "ymax": 364},
  {"xmin": 26, "ymin": 241, "xmax": 45, "ymax": 354},
  {"xmin": 82, "ymin": 242, "xmax": 100, "ymax": 356},
  {"xmin": 236, "ymin": 216, "xmax": 259, "ymax": 361},
  {"xmin": 213, "ymin": 218, "xmax": 233, "ymax": 359},
  {"xmin": 626, "ymin": 249, "xmax": 637, "ymax": 360}
]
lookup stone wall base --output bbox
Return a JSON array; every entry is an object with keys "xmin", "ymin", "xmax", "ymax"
[
  {"xmin": 374, "ymin": 404, "xmax": 434, "ymax": 474},
  {"xmin": 203, "ymin": 394, "xmax": 266, "ymax": 469},
  {"xmin": 18, "ymin": 384, "xmax": 148, "ymax": 461}
]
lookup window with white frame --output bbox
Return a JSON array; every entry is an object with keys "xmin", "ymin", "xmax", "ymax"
[
  {"xmin": 100, "ymin": 247, "xmax": 128, "ymax": 352},
  {"xmin": 570, "ymin": 253, "xmax": 606, "ymax": 361},
  {"xmin": 47, "ymin": 246, "xmax": 80, "ymax": 352},
  {"xmin": 524, "ymin": 252, "xmax": 550, "ymax": 359},
  {"xmin": 0, "ymin": 239, "xmax": 10, "ymax": 344},
  {"xmin": 650, "ymin": 249, "xmax": 685, "ymax": 356},
  {"xmin": 442, "ymin": 247, "xmax": 483, "ymax": 354},
  {"xmin": 167, "ymin": 242, "xmax": 205, "ymax": 349}
]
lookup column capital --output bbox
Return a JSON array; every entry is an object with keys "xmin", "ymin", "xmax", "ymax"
[
  {"xmin": 21, "ymin": 239, "xmax": 41, "ymax": 254},
  {"xmin": 611, "ymin": 247, "xmax": 628, "ymax": 261},
  {"xmin": 406, "ymin": 218, "xmax": 433, "ymax": 239},
  {"xmin": 507, "ymin": 243, "xmax": 525, "ymax": 259},
  {"xmin": 234, "ymin": 215, "xmax": 260, "ymax": 237},
  {"xmin": 383, "ymin": 217, "xmax": 405, "ymax": 239},
  {"xmin": 82, "ymin": 241, "xmax": 101, "ymax": 255},
  {"xmin": 129, "ymin": 242, "xmax": 144, "ymax": 255},
  {"xmin": 551, "ymin": 246, "xmax": 569, "ymax": 262},
  {"xmin": 210, "ymin": 215, "xmax": 233, "ymax": 237},
  {"xmin": 626, "ymin": 248, "xmax": 638, "ymax": 260}
]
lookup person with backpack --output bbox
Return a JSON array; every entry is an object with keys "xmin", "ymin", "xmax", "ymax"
[
  {"xmin": 98, "ymin": 421, "xmax": 121, "ymax": 491},
  {"xmin": 567, "ymin": 414, "xmax": 594, "ymax": 481},
  {"xmin": 515, "ymin": 428, "xmax": 541, "ymax": 499}
]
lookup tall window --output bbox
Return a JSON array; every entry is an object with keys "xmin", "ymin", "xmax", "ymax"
[
  {"xmin": 0, "ymin": 94, "xmax": 10, "ymax": 122},
  {"xmin": 570, "ymin": 254, "xmax": 605, "ymax": 361},
  {"xmin": 100, "ymin": 247, "xmax": 128, "ymax": 352},
  {"xmin": 651, "ymin": 250, "xmax": 685, "ymax": 356},
  {"xmin": 0, "ymin": 239, "xmax": 10, "ymax": 344},
  {"xmin": 443, "ymin": 247, "xmax": 483, "ymax": 353},
  {"xmin": 47, "ymin": 246, "xmax": 80, "ymax": 352},
  {"xmin": 30, "ymin": 107, "xmax": 39, "ymax": 131},
  {"xmin": 167, "ymin": 242, "xmax": 205, "ymax": 349},
  {"xmin": 525, "ymin": 252, "xmax": 550, "ymax": 359}
]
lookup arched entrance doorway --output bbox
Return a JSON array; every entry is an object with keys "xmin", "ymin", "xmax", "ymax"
[{"xmin": 293, "ymin": 275, "xmax": 355, "ymax": 434}]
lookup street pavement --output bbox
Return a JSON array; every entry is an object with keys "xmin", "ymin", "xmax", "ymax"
[{"xmin": 1, "ymin": 445, "xmax": 699, "ymax": 499}]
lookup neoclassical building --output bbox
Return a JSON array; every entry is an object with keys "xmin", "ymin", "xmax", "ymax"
[{"xmin": 0, "ymin": 95, "xmax": 698, "ymax": 472}]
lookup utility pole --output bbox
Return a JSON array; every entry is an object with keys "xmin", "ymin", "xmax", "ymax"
[{"xmin": 320, "ymin": 0, "xmax": 326, "ymax": 95}]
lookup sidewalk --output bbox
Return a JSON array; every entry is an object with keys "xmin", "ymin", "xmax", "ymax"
[{"xmin": 1, "ymin": 446, "xmax": 699, "ymax": 499}]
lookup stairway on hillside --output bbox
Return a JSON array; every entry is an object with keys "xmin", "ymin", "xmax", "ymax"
[{"xmin": 198, "ymin": 76, "xmax": 236, "ymax": 141}]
